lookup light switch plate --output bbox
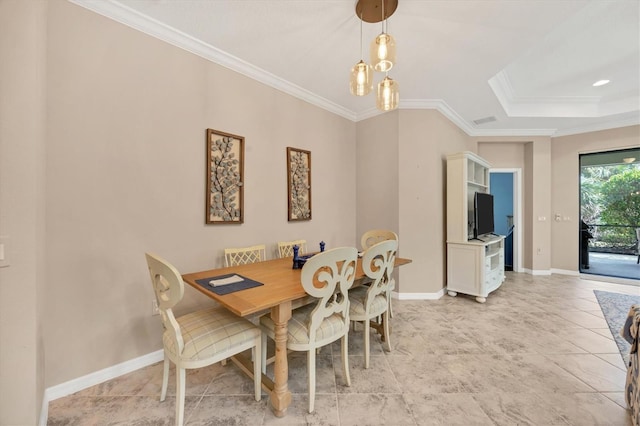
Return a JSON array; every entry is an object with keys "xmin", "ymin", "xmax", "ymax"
[{"xmin": 0, "ymin": 236, "xmax": 9, "ymax": 268}]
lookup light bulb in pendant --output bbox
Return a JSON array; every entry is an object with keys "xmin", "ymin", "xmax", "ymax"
[
  {"xmin": 376, "ymin": 75, "xmax": 399, "ymax": 111},
  {"xmin": 371, "ymin": 33, "xmax": 396, "ymax": 72},
  {"xmin": 350, "ymin": 60, "xmax": 373, "ymax": 96}
]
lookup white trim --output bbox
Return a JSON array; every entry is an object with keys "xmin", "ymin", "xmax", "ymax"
[
  {"xmin": 522, "ymin": 268, "xmax": 552, "ymax": 276},
  {"xmin": 489, "ymin": 168, "xmax": 523, "ymax": 274},
  {"xmin": 551, "ymin": 268, "xmax": 580, "ymax": 276},
  {"xmin": 399, "ymin": 99, "xmax": 473, "ymax": 134},
  {"xmin": 67, "ymin": 0, "xmax": 637, "ymax": 139},
  {"xmin": 552, "ymin": 114, "xmax": 640, "ymax": 137},
  {"xmin": 394, "ymin": 288, "xmax": 445, "ymax": 300},
  {"xmin": 488, "ymin": 70, "xmax": 638, "ymax": 119},
  {"xmin": 39, "ymin": 349, "xmax": 164, "ymax": 425},
  {"xmin": 68, "ymin": 0, "xmax": 356, "ymax": 121}
]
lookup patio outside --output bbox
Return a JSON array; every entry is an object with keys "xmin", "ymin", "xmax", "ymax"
[{"xmin": 580, "ymin": 148, "xmax": 639, "ymax": 282}]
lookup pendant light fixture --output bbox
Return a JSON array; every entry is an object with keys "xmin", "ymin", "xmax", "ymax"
[
  {"xmin": 370, "ymin": 0, "xmax": 396, "ymax": 72},
  {"xmin": 377, "ymin": 74, "xmax": 399, "ymax": 111},
  {"xmin": 351, "ymin": 0, "xmax": 399, "ymax": 112},
  {"xmin": 349, "ymin": 12, "xmax": 373, "ymax": 96}
]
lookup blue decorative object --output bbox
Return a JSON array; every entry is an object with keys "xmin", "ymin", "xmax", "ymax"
[
  {"xmin": 294, "ymin": 254, "xmax": 313, "ymax": 269},
  {"xmin": 292, "ymin": 245, "xmax": 300, "ymax": 269},
  {"xmin": 320, "ymin": 241, "xmax": 325, "ymax": 252}
]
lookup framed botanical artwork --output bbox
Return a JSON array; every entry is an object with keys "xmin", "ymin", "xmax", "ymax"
[
  {"xmin": 287, "ymin": 147, "xmax": 311, "ymax": 221},
  {"xmin": 206, "ymin": 129, "xmax": 244, "ymax": 224}
]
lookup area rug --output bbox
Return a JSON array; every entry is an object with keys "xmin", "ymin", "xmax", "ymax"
[{"xmin": 594, "ymin": 290, "xmax": 640, "ymax": 364}]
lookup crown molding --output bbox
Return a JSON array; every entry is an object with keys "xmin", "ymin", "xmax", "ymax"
[
  {"xmin": 489, "ymin": 70, "xmax": 640, "ymax": 119},
  {"xmin": 551, "ymin": 113, "xmax": 640, "ymax": 137},
  {"xmin": 67, "ymin": 0, "xmax": 636, "ymax": 139},
  {"xmin": 395, "ymin": 99, "xmax": 559, "ymax": 137},
  {"xmin": 68, "ymin": 0, "xmax": 357, "ymax": 121}
]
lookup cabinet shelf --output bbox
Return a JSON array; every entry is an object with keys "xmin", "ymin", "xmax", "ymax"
[{"xmin": 467, "ymin": 181, "xmax": 489, "ymax": 189}]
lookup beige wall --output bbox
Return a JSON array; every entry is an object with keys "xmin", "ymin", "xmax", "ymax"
[
  {"xmin": 477, "ymin": 128, "xmax": 639, "ymax": 273},
  {"xmin": 0, "ymin": 0, "xmax": 46, "ymax": 423},
  {"xmin": 3, "ymin": 0, "xmax": 639, "ymax": 420},
  {"xmin": 355, "ymin": 109, "xmax": 471, "ymax": 295},
  {"xmin": 355, "ymin": 112, "xmax": 399, "ymax": 243},
  {"xmin": 398, "ymin": 110, "xmax": 472, "ymax": 294},
  {"xmin": 551, "ymin": 125, "xmax": 640, "ymax": 271},
  {"xmin": 476, "ymin": 137, "xmax": 553, "ymax": 272},
  {"xmin": 44, "ymin": 0, "xmax": 356, "ymax": 387},
  {"xmin": 529, "ymin": 139, "xmax": 552, "ymax": 272}
]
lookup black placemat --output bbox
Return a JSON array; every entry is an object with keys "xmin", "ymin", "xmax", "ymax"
[{"xmin": 195, "ymin": 273, "xmax": 264, "ymax": 295}]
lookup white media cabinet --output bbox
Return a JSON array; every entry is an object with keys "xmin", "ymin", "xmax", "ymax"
[
  {"xmin": 446, "ymin": 151, "xmax": 505, "ymax": 303},
  {"xmin": 446, "ymin": 236, "xmax": 505, "ymax": 303}
]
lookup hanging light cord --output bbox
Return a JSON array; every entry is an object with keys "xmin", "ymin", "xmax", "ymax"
[
  {"xmin": 359, "ymin": 12, "xmax": 364, "ymax": 59},
  {"xmin": 382, "ymin": 0, "xmax": 386, "ymax": 33}
]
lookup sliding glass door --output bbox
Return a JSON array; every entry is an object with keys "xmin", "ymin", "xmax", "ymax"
[{"xmin": 579, "ymin": 148, "xmax": 640, "ymax": 280}]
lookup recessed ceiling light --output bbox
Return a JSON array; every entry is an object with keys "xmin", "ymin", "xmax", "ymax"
[
  {"xmin": 623, "ymin": 157, "xmax": 636, "ymax": 163},
  {"xmin": 592, "ymin": 79, "xmax": 610, "ymax": 87}
]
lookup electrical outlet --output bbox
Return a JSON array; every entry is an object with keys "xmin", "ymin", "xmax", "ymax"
[{"xmin": 152, "ymin": 300, "xmax": 160, "ymax": 316}]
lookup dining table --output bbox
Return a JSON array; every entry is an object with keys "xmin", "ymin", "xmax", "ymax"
[{"xmin": 181, "ymin": 253, "xmax": 412, "ymax": 417}]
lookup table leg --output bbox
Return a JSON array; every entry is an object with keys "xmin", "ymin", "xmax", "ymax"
[{"xmin": 270, "ymin": 301, "xmax": 292, "ymax": 417}]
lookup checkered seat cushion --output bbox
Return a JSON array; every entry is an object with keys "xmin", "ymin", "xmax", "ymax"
[
  {"xmin": 260, "ymin": 303, "xmax": 347, "ymax": 346},
  {"xmin": 164, "ymin": 306, "xmax": 260, "ymax": 362},
  {"xmin": 349, "ymin": 285, "xmax": 388, "ymax": 317}
]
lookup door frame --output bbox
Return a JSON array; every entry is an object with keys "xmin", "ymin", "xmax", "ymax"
[{"xmin": 489, "ymin": 168, "xmax": 523, "ymax": 273}]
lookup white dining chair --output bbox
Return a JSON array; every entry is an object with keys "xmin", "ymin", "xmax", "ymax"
[
  {"xmin": 360, "ymin": 229, "xmax": 398, "ymax": 251},
  {"xmin": 259, "ymin": 246, "xmax": 357, "ymax": 413},
  {"xmin": 349, "ymin": 239, "xmax": 397, "ymax": 368},
  {"xmin": 145, "ymin": 253, "xmax": 262, "ymax": 426},
  {"xmin": 360, "ymin": 229, "xmax": 398, "ymax": 318},
  {"xmin": 224, "ymin": 244, "xmax": 266, "ymax": 267},
  {"xmin": 277, "ymin": 239, "xmax": 307, "ymax": 258}
]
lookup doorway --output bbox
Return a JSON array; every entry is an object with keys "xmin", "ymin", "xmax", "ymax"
[
  {"xmin": 579, "ymin": 148, "xmax": 640, "ymax": 281},
  {"xmin": 490, "ymin": 169, "xmax": 522, "ymax": 272}
]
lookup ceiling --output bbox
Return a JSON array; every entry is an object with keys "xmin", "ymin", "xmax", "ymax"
[{"xmin": 71, "ymin": 0, "xmax": 640, "ymax": 137}]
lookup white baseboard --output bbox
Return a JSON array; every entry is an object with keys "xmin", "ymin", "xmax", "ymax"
[
  {"xmin": 39, "ymin": 349, "xmax": 164, "ymax": 425},
  {"xmin": 522, "ymin": 268, "xmax": 552, "ymax": 276},
  {"xmin": 551, "ymin": 268, "xmax": 580, "ymax": 276},
  {"xmin": 393, "ymin": 288, "xmax": 445, "ymax": 300}
]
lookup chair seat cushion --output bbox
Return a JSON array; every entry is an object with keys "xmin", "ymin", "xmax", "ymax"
[
  {"xmin": 164, "ymin": 307, "xmax": 259, "ymax": 362},
  {"xmin": 260, "ymin": 304, "xmax": 347, "ymax": 345},
  {"xmin": 349, "ymin": 286, "xmax": 387, "ymax": 317}
]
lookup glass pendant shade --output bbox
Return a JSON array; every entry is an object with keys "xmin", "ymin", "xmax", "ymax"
[
  {"xmin": 350, "ymin": 60, "xmax": 373, "ymax": 96},
  {"xmin": 370, "ymin": 32, "xmax": 396, "ymax": 72},
  {"xmin": 376, "ymin": 76, "xmax": 399, "ymax": 111}
]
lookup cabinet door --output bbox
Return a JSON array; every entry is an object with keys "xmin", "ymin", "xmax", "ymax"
[{"xmin": 447, "ymin": 244, "xmax": 482, "ymax": 295}]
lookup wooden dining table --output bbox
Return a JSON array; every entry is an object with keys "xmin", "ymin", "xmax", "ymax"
[{"xmin": 182, "ymin": 254, "xmax": 412, "ymax": 417}]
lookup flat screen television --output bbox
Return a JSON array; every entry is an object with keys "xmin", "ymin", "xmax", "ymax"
[{"xmin": 474, "ymin": 192, "xmax": 495, "ymax": 238}]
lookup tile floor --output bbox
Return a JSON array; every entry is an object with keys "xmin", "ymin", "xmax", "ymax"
[{"xmin": 47, "ymin": 272, "xmax": 638, "ymax": 425}]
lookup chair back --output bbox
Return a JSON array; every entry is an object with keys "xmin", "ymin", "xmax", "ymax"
[
  {"xmin": 361, "ymin": 229, "xmax": 398, "ymax": 251},
  {"xmin": 224, "ymin": 244, "xmax": 266, "ymax": 266},
  {"xmin": 301, "ymin": 247, "xmax": 358, "ymax": 344},
  {"xmin": 145, "ymin": 253, "xmax": 185, "ymax": 354},
  {"xmin": 361, "ymin": 239, "xmax": 398, "ymax": 312},
  {"xmin": 278, "ymin": 239, "xmax": 307, "ymax": 258}
]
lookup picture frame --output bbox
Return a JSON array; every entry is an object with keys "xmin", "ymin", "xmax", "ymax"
[
  {"xmin": 206, "ymin": 129, "xmax": 244, "ymax": 224},
  {"xmin": 287, "ymin": 147, "xmax": 312, "ymax": 221}
]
